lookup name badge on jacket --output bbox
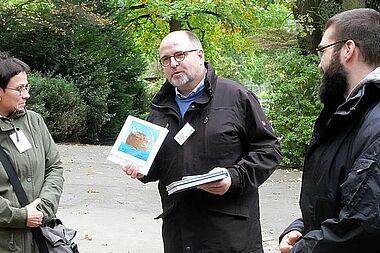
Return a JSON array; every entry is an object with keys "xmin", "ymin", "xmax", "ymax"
[
  {"xmin": 10, "ymin": 129, "xmax": 32, "ymax": 153},
  {"xmin": 174, "ymin": 122, "xmax": 195, "ymax": 146}
]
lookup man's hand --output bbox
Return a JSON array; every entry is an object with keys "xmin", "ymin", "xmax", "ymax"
[
  {"xmin": 197, "ymin": 167, "xmax": 231, "ymax": 195},
  {"xmin": 279, "ymin": 230, "xmax": 303, "ymax": 253},
  {"xmin": 122, "ymin": 163, "xmax": 145, "ymax": 179},
  {"xmin": 26, "ymin": 198, "xmax": 44, "ymax": 227}
]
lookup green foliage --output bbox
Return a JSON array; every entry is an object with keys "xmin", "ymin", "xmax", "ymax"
[
  {"xmin": 226, "ymin": 44, "xmax": 318, "ymax": 164},
  {"xmin": 133, "ymin": 0, "xmax": 299, "ymax": 100},
  {"xmin": 114, "ymin": 0, "xmax": 297, "ymax": 62},
  {"xmin": 263, "ymin": 49, "xmax": 322, "ymax": 167},
  {"xmin": 210, "ymin": 2, "xmax": 298, "ymax": 94},
  {"xmin": 120, "ymin": 0, "xmax": 319, "ymax": 168},
  {"xmin": 1, "ymin": 0, "xmax": 326, "ymax": 169},
  {"xmin": 27, "ymin": 72, "xmax": 87, "ymax": 142},
  {"xmin": 0, "ymin": 0, "xmax": 148, "ymax": 143}
]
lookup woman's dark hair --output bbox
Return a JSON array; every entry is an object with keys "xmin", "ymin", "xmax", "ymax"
[{"xmin": 0, "ymin": 54, "xmax": 30, "ymax": 89}]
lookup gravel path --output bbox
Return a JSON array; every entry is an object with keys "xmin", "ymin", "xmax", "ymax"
[{"xmin": 56, "ymin": 143, "xmax": 302, "ymax": 253}]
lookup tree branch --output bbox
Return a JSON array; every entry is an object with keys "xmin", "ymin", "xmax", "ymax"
[
  {"xmin": 194, "ymin": 9, "xmax": 236, "ymax": 32},
  {"xmin": 1, "ymin": 0, "xmax": 44, "ymax": 28},
  {"xmin": 127, "ymin": 14, "xmax": 152, "ymax": 25},
  {"xmin": 129, "ymin": 4, "xmax": 146, "ymax": 10}
]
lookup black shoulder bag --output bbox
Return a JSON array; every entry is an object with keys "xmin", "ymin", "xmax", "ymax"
[{"xmin": 0, "ymin": 146, "xmax": 79, "ymax": 253}]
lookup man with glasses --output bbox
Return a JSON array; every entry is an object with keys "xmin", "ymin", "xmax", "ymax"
[
  {"xmin": 123, "ymin": 30, "xmax": 282, "ymax": 253},
  {"xmin": 279, "ymin": 8, "xmax": 380, "ymax": 253}
]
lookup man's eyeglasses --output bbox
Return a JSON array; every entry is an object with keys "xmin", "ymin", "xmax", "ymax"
[
  {"xmin": 159, "ymin": 49, "xmax": 199, "ymax": 67},
  {"xmin": 5, "ymin": 83, "xmax": 31, "ymax": 96},
  {"xmin": 316, "ymin": 40, "xmax": 349, "ymax": 58}
]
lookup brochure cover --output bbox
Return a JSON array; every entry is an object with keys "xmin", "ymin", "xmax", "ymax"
[
  {"xmin": 166, "ymin": 170, "xmax": 229, "ymax": 195},
  {"xmin": 107, "ymin": 115, "xmax": 169, "ymax": 175}
]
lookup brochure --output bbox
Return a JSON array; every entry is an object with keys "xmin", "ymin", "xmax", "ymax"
[
  {"xmin": 166, "ymin": 170, "xmax": 229, "ymax": 195},
  {"xmin": 107, "ymin": 115, "xmax": 169, "ymax": 175}
]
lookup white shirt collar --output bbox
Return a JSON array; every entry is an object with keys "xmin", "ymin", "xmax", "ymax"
[{"xmin": 175, "ymin": 78, "xmax": 205, "ymax": 99}]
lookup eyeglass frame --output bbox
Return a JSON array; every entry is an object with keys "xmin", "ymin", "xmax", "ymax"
[
  {"xmin": 159, "ymin": 49, "xmax": 200, "ymax": 67},
  {"xmin": 5, "ymin": 83, "xmax": 31, "ymax": 96},
  {"xmin": 315, "ymin": 39, "xmax": 350, "ymax": 58}
]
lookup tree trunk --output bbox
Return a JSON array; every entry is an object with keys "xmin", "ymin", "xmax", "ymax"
[
  {"xmin": 169, "ymin": 19, "xmax": 182, "ymax": 32},
  {"xmin": 293, "ymin": 0, "xmax": 356, "ymax": 54},
  {"xmin": 293, "ymin": 0, "xmax": 323, "ymax": 55}
]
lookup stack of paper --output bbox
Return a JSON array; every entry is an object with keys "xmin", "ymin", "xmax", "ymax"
[{"xmin": 166, "ymin": 170, "xmax": 229, "ymax": 195}]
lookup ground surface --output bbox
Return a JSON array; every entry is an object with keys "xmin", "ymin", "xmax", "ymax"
[{"xmin": 56, "ymin": 144, "xmax": 302, "ymax": 253}]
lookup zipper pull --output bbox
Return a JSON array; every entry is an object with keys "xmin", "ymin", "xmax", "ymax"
[{"xmin": 10, "ymin": 120, "xmax": 19, "ymax": 141}]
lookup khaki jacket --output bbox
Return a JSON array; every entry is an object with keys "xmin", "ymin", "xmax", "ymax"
[{"xmin": 0, "ymin": 109, "xmax": 64, "ymax": 253}]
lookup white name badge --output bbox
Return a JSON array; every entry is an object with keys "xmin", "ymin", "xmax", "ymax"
[
  {"xmin": 9, "ymin": 129, "xmax": 32, "ymax": 153},
  {"xmin": 174, "ymin": 122, "xmax": 195, "ymax": 146}
]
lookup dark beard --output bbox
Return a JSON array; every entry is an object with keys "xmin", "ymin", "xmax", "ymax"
[{"xmin": 319, "ymin": 54, "xmax": 348, "ymax": 107}]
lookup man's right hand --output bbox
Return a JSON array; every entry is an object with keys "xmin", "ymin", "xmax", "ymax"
[
  {"xmin": 26, "ymin": 198, "xmax": 44, "ymax": 227},
  {"xmin": 279, "ymin": 230, "xmax": 303, "ymax": 253},
  {"xmin": 122, "ymin": 163, "xmax": 144, "ymax": 179}
]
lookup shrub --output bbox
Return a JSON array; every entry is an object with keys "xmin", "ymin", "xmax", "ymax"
[
  {"xmin": 264, "ymin": 49, "xmax": 322, "ymax": 168},
  {"xmin": 0, "ymin": 1, "xmax": 148, "ymax": 143},
  {"xmin": 27, "ymin": 72, "xmax": 87, "ymax": 142}
]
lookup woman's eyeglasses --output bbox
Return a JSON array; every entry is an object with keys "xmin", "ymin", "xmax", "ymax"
[{"xmin": 5, "ymin": 83, "xmax": 31, "ymax": 96}]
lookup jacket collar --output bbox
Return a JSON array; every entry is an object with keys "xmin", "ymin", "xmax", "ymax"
[
  {"xmin": 0, "ymin": 109, "xmax": 26, "ymax": 131},
  {"xmin": 312, "ymin": 67, "xmax": 380, "ymax": 139},
  {"xmin": 336, "ymin": 67, "xmax": 380, "ymax": 116}
]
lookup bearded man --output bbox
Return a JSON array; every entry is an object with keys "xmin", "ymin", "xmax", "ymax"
[{"xmin": 279, "ymin": 8, "xmax": 380, "ymax": 253}]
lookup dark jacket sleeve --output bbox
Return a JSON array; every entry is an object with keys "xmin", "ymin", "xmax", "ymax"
[
  {"xmin": 289, "ymin": 137, "xmax": 380, "ymax": 253},
  {"xmin": 279, "ymin": 218, "xmax": 305, "ymax": 243},
  {"xmin": 228, "ymin": 89, "xmax": 282, "ymax": 191}
]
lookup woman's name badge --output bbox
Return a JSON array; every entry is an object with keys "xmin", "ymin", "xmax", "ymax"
[
  {"xmin": 10, "ymin": 130, "xmax": 32, "ymax": 153},
  {"xmin": 174, "ymin": 123, "xmax": 195, "ymax": 146}
]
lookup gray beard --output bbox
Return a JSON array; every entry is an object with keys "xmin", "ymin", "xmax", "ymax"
[{"xmin": 170, "ymin": 73, "xmax": 191, "ymax": 88}]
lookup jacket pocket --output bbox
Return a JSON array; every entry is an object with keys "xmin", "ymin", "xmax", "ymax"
[
  {"xmin": 207, "ymin": 205, "xmax": 250, "ymax": 219},
  {"xmin": 341, "ymin": 158, "xmax": 377, "ymax": 216},
  {"xmin": 207, "ymin": 199, "xmax": 250, "ymax": 218},
  {"xmin": 0, "ymin": 230, "xmax": 20, "ymax": 252},
  {"xmin": 201, "ymin": 202, "xmax": 253, "ymax": 252},
  {"xmin": 154, "ymin": 202, "xmax": 175, "ymax": 220}
]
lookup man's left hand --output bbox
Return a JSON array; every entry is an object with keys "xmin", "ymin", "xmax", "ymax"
[{"xmin": 198, "ymin": 167, "xmax": 231, "ymax": 195}]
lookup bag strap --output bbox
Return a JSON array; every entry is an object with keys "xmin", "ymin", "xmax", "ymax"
[
  {"xmin": 0, "ymin": 145, "xmax": 49, "ymax": 253},
  {"xmin": 0, "ymin": 147, "xmax": 29, "ymax": 206}
]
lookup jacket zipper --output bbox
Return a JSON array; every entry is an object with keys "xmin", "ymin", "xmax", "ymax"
[{"xmin": 203, "ymin": 114, "xmax": 209, "ymax": 155}]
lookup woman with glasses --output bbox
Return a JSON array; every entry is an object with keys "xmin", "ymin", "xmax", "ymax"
[{"xmin": 0, "ymin": 55, "xmax": 64, "ymax": 253}]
